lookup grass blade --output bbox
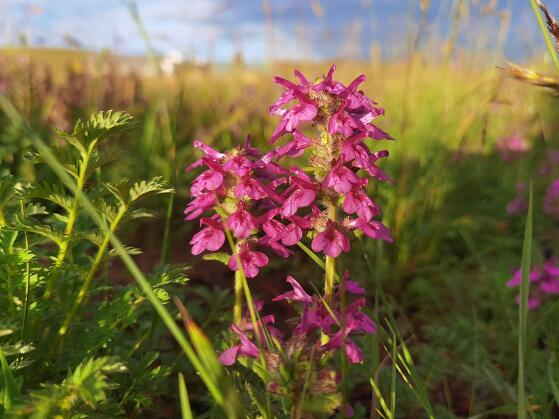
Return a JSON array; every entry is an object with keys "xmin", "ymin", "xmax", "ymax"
[
  {"xmin": 178, "ymin": 373, "xmax": 194, "ymax": 419},
  {"xmin": 517, "ymin": 181, "xmax": 533, "ymax": 419}
]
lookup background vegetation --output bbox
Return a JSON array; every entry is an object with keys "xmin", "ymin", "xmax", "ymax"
[{"xmin": 1, "ymin": 0, "xmax": 559, "ymax": 417}]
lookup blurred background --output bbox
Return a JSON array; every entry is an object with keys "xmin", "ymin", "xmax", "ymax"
[
  {"xmin": 1, "ymin": 1, "xmax": 559, "ymax": 416},
  {"xmin": 0, "ymin": 0, "xmax": 556, "ymax": 64}
]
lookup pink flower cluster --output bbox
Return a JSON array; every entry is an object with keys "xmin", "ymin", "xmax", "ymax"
[
  {"xmin": 185, "ymin": 65, "xmax": 394, "ymax": 278},
  {"xmin": 219, "ymin": 274, "xmax": 376, "ymax": 365},
  {"xmin": 506, "ymin": 259, "xmax": 559, "ymax": 309},
  {"xmin": 185, "ymin": 137, "xmax": 294, "ymax": 277},
  {"xmin": 266, "ymin": 64, "xmax": 393, "ymax": 257}
]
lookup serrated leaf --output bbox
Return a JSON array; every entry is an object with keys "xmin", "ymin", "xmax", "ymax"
[
  {"xmin": 0, "ymin": 248, "xmax": 34, "ymax": 265},
  {"xmin": 14, "ymin": 219, "xmax": 64, "ymax": 247},
  {"xmin": 125, "ymin": 209, "xmax": 155, "ymax": 221},
  {"xmin": 202, "ymin": 252, "xmax": 231, "ymax": 266},
  {"xmin": 128, "ymin": 177, "xmax": 174, "ymax": 204},
  {"xmin": 23, "ymin": 203, "xmax": 49, "ymax": 217},
  {"xmin": 62, "ymin": 111, "xmax": 133, "ymax": 152},
  {"xmin": 21, "ymin": 182, "xmax": 73, "ymax": 212},
  {"xmin": 108, "ymin": 246, "xmax": 142, "ymax": 256}
]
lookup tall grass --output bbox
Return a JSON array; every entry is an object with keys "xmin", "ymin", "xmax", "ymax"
[{"xmin": 517, "ymin": 182, "xmax": 533, "ymax": 419}]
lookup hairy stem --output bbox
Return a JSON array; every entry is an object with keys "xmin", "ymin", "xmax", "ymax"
[
  {"xmin": 58, "ymin": 203, "xmax": 128, "ymax": 336},
  {"xmin": 20, "ymin": 201, "xmax": 31, "ymax": 342},
  {"xmin": 234, "ymin": 270, "xmax": 243, "ymax": 324},
  {"xmin": 44, "ymin": 142, "xmax": 95, "ymax": 299},
  {"xmin": 324, "ymin": 204, "xmax": 337, "ymax": 301}
]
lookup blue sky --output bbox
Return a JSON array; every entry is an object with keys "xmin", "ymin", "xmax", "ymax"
[{"xmin": 0, "ymin": 0, "xmax": 557, "ymax": 63}]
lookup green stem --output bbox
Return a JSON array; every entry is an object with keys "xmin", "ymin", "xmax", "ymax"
[
  {"xmin": 20, "ymin": 201, "xmax": 31, "ymax": 342},
  {"xmin": 58, "ymin": 203, "xmax": 128, "ymax": 336},
  {"xmin": 324, "ymin": 205, "xmax": 337, "ymax": 302},
  {"xmin": 44, "ymin": 142, "xmax": 95, "ymax": 299},
  {"xmin": 6, "ymin": 231, "xmax": 16, "ymax": 315},
  {"xmin": 217, "ymin": 207, "xmax": 271, "ymax": 417},
  {"xmin": 233, "ymin": 270, "xmax": 243, "ymax": 324},
  {"xmin": 7, "ymin": 267, "xmax": 14, "ymax": 316},
  {"xmin": 160, "ymin": 192, "xmax": 174, "ymax": 265},
  {"xmin": 340, "ymin": 268, "xmax": 348, "ymax": 419}
]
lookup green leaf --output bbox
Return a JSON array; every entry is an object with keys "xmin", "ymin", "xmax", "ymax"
[
  {"xmin": 21, "ymin": 182, "xmax": 73, "ymax": 213},
  {"xmin": 128, "ymin": 177, "xmax": 174, "ymax": 204},
  {"xmin": 202, "ymin": 252, "xmax": 231, "ymax": 266},
  {"xmin": 0, "ymin": 348, "xmax": 20, "ymax": 411},
  {"xmin": 59, "ymin": 111, "xmax": 134, "ymax": 153},
  {"xmin": 71, "ymin": 358, "xmax": 110, "ymax": 406}
]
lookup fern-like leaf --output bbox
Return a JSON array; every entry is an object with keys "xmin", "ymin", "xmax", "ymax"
[{"xmin": 128, "ymin": 177, "xmax": 174, "ymax": 204}]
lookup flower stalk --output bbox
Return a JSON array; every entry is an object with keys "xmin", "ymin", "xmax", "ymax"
[
  {"xmin": 44, "ymin": 141, "xmax": 96, "ymax": 299},
  {"xmin": 58, "ymin": 203, "xmax": 127, "ymax": 337}
]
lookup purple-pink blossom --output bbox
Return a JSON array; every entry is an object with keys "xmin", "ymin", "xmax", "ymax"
[
  {"xmin": 228, "ymin": 244, "xmax": 269, "ymax": 278},
  {"xmin": 311, "ymin": 221, "xmax": 350, "ymax": 257},
  {"xmin": 189, "ymin": 218, "xmax": 225, "ymax": 255}
]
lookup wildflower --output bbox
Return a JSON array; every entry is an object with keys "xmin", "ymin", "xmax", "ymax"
[
  {"xmin": 311, "ymin": 220, "xmax": 350, "ymax": 257},
  {"xmin": 506, "ymin": 258, "xmax": 559, "ymax": 309},
  {"xmin": 189, "ymin": 217, "xmax": 225, "ymax": 255},
  {"xmin": 342, "ymin": 183, "xmax": 380, "ymax": 221},
  {"xmin": 350, "ymin": 219, "xmax": 394, "ymax": 243},
  {"xmin": 495, "ymin": 134, "xmax": 529, "ymax": 161},
  {"xmin": 218, "ymin": 324, "xmax": 260, "ymax": 365},
  {"xmin": 183, "ymin": 191, "xmax": 216, "ymax": 221},
  {"xmin": 322, "ymin": 159, "xmax": 362, "ymax": 194},
  {"xmin": 281, "ymin": 188, "xmax": 316, "ymax": 217},
  {"xmin": 226, "ymin": 204, "xmax": 257, "ymax": 239},
  {"xmin": 268, "ymin": 65, "xmax": 394, "ymax": 256},
  {"xmin": 228, "ymin": 243, "xmax": 269, "ymax": 278},
  {"xmin": 273, "ymin": 275, "xmax": 312, "ymax": 304}
]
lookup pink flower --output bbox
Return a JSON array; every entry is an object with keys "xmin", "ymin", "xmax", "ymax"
[
  {"xmin": 183, "ymin": 192, "xmax": 216, "ymax": 221},
  {"xmin": 495, "ymin": 134, "xmax": 529, "ymax": 161},
  {"xmin": 190, "ymin": 169, "xmax": 224, "ymax": 195},
  {"xmin": 507, "ymin": 182, "xmax": 528, "ymax": 215},
  {"xmin": 189, "ymin": 218, "xmax": 225, "ymax": 255},
  {"xmin": 311, "ymin": 221, "xmax": 350, "ymax": 257},
  {"xmin": 227, "ymin": 204, "xmax": 257, "ymax": 239},
  {"xmin": 234, "ymin": 177, "xmax": 267, "ymax": 200},
  {"xmin": 343, "ymin": 186, "xmax": 380, "ymax": 221},
  {"xmin": 351, "ymin": 219, "xmax": 393, "ymax": 243},
  {"xmin": 223, "ymin": 153, "xmax": 253, "ymax": 177},
  {"xmin": 273, "ymin": 276, "xmax": 312, "ymax": 304},
  {"xmin": 228, "ymin": 244, "xmax": 269, "ymax": 278},
  {"xmin": 328, "ymin": 101, "xmax": 360, "ymax": 137},
  {"xmin": 281, "ymin": 188, "xmax": 316, "ymax": 217},
  {"xmin": 219, "ymin": 324, "xmax": 260, "ymax": 365},
  {"xmin": 271, "ymin": 101, "xmax": 318, "ymax": 143},
  {"xmin": 274, "ymin": 130, "xmax": 312, "ymax": 160},
  {"xmin": 322, "ymin": 159, "xmax": 361, "ymax": 194}
]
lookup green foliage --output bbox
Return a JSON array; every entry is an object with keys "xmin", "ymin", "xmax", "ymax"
[
  {"xmin": 8, "ymin": 357, "xmax": 126, "ymax": 418},
  {"xmin": 55, "ymin": 111, "xmax": 133, "ymax": 155},
  {"xmin": 0, "ymin": 110, "xmax": 191, "ymax": 418}
]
